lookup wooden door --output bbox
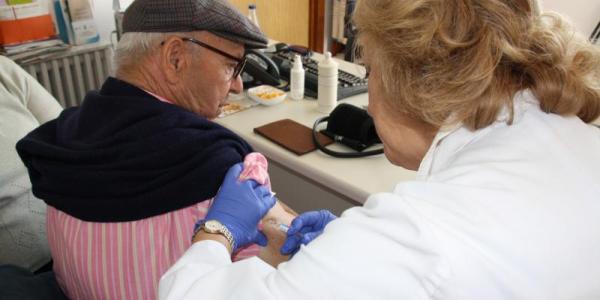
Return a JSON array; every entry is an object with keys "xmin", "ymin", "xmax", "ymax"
[
  {"xmin": 228, "ymin": 0, "xmax": 310, "ymax": 47},
  {"xmin": 308, "ymin": 0, "xmax": 325, "ymax": 52}
]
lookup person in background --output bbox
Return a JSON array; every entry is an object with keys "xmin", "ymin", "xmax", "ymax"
[
  {"xmin": 158, "ymin": 0, "xmax": 600, "ymax": 299},
  {"xmin": 0, "ymin": 55, "xmax": 61, "ymax": 272},
  {"xmin": 15, "ymin": 0, "xmax": 292, "ymax": 299},
  {"xmin": 343, "ymin": 0, "xmax": 357, "ymax": 62}
]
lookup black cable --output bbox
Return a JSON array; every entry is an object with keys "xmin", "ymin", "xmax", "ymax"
[
  {"xmin": 312, "ymin": 116, "xmax": 384, "ymax": 158},
  {"xmin": 591, "ymin": 20, "xmax": 600, "ymax": 44}
]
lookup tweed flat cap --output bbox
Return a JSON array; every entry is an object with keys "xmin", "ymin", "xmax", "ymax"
[{"xmin": 122, "ymin": 0, "xmax": 268, "ymax": 49}]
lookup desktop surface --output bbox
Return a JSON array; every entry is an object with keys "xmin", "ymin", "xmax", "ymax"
[{"xmin": 217, "ymin": 56, "xmax": 416, "ymax": 204}]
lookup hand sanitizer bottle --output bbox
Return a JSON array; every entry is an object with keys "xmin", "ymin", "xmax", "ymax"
[
  {"xmin": 248, "ymin": 4, "xmax": 260, "ymax": 28},
  {"xmin": 290, "ymin": 54, "xmax": 305, "ymax": 100},
  {"xmin": 317, "ymin": 52, "xmax": 338, "ymax": 113}
]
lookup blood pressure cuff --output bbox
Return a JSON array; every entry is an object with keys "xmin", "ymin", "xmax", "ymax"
[{"xmin": 321, "ymin": 103, "xmax": 381, "ymax": 151}]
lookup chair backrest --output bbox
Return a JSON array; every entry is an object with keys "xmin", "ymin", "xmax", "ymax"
[{"xmin": 0, "ymin": 265, "xmax": 68, "ymax": 300}]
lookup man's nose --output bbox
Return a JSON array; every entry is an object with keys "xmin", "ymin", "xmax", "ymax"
[{"xmin": 229, "ymin": 75, "xmax": 243, "ymax": 94}]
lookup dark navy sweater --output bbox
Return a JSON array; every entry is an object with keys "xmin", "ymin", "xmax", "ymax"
[{"xmin": 16, "ymin": 77, "xmax": 252, "ymax": 222}]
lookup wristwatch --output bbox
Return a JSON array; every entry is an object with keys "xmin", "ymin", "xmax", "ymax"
[{"xmin": 194, "ymin": 220, "xmax": 236, "ymax": 251}]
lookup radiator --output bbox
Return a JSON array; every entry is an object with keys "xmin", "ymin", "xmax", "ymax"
[{"xmin": 22, "ymin": 43, "xmax": 114, "ymax": 108}]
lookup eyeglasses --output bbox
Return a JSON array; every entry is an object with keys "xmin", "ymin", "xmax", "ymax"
[{"xmin": 181, "ymin": 37, "xmax": 246, "ymax": 80}]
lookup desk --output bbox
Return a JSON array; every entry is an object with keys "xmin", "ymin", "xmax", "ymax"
[{"xmin": 217, "ymin": 57, "xmax": 417, "ymax": 214}]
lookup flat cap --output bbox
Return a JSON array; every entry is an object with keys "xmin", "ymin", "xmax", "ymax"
[{"xmin": 122, "ymin": 0, "xmax": 268, "ymax": 49}]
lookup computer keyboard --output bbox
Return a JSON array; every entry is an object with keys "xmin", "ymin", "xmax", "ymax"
[{"xmin": 271, "ymin": 51, "xmax": 368, "ymax": 100}]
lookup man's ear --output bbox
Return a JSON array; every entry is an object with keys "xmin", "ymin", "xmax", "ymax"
[{"xmin": 160, "ymin": 37, "xmax": 188, "ymax": 84}]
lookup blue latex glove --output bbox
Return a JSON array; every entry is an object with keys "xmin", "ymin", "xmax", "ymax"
[
  {"xmin": 205, "ymin": 163, "xmax": 276, "ymax": 251},
  {"xmin": 280, "ymin": 210, "xmax": 337, "ymax": 255}
]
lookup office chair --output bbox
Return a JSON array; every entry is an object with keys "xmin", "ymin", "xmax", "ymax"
[{"xmin": 0, "ymin": 265, "xmax": 67, "ymax": 300}]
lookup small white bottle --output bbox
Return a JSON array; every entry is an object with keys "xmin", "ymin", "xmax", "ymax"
[
  {"xmin": 289, "ymin": 54, "xmax": 305, "ymax": 100},
  {"xmin": 317, "ymin": 52, "xmax": 338, "ymax": 113},
  {"xmin": 248, "ymin": 4, "xmax": 260, "ymax": 28}
]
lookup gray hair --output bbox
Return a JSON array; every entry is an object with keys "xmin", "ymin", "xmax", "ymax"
[{"xmin": 113, "ymin": 31, "xmax": 197, "ymax": 74}]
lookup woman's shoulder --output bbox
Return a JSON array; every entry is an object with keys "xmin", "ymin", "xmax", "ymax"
[{"xmin": 427, "ymin": 92, "xmax": 600, "ymax": 183}]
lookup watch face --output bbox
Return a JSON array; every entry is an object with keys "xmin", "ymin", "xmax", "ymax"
[
  {"xmin": 204, "ymin": 220, "xmax": 220, "ymax": 232},
  {"xmin": 201, "ymin": 220, "xmax": 234, "ymax": 249}
]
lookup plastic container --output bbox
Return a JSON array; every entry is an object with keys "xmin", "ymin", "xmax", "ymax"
[
  {"xmin": 289, "ymin": 54, "xmax": 305, "ymax": 100},
  {"xmin": 248, "ymin": 4, "xmax": 260, "ymax": 28},
  {"xmin": 247, "ymin": 85, "xmax": 286, "ymax": 106},
  {"xmin": 317, "ymin": 52, "xmax": 338, "ymax": 113}
]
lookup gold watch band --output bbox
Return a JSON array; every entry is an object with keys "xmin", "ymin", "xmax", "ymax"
[{"xmin": 200, "ymin": 220, "xmax": 236, "ymax": 250}]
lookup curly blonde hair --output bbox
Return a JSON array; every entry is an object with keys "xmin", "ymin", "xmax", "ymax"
[{"xmin": 353, "ymin": 0, "xmax": 600, "ymax": 129}]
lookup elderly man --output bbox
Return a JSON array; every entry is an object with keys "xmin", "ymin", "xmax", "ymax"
[{"xmin": 16, "ymin": 0, "xmax": 271, "ymax": 299}]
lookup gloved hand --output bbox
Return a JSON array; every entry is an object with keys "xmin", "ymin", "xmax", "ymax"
[
  {"xmin": 206, "ymin": 163, "xmax": 276, "ymax": 251},
  {"xmin": 280, "ymin": 210, "xmax": 337, "ymax": 255}
]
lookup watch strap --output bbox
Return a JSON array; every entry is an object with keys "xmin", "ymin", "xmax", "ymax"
[{"xmin": 192, "ymin": 219, "xmax": 236, "ymax": 251}]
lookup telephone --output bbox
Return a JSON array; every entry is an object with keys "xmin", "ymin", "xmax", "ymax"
[
  {"xmin": 241, "ymin": 46, "xmax": 368, "ymax": 101},
  {"xmin": 242, "ymin": 49, "xmax": 282, "ymax": 88}
]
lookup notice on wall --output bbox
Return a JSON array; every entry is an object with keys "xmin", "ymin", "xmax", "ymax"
[
  {"xmin": 7, "ymin": 0, "xmax": 33, "ymax": 4},
  {"xmin": 0, "ymin": 1, "xmax": 56, "ymax": 45},
  {"xmin": 66, "ymin": 0, "xmax": 98, "ymax": 45}
]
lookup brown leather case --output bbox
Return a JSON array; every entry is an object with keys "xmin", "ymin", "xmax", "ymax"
[{"xmin": 254, "ymin": 119, "xmax": 333, "ymax": 155}]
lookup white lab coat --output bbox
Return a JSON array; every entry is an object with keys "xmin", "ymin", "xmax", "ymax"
[{"xmin": 159, "ymin": 91, "xmax": 600, "ymax": 300}]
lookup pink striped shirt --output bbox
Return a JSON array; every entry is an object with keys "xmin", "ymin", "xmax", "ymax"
[{"xmin": 48, "ymin": 153, "xmax": 270, "ymax": 300}]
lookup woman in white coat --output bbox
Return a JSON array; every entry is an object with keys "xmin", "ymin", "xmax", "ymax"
[{"xmin": 159, "ymin": 0, "xmax": 600, "ymax": 299}]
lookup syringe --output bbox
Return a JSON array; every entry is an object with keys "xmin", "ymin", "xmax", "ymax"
[{"xmin": 277, "ymin": 223, "xmax": 290, "ymax": 233}]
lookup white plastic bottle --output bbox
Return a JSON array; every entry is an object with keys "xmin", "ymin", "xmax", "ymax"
[
  {"xmin": 248, "ymin": 4, "xmax": 260, "ymax": 28},
  {"xmin": 289, "ymin": 54, "xmax": 305, "ymax": 100},
  {"xmin": 317, "ymin": 52, "xmax": 338, "ymax": 113}
]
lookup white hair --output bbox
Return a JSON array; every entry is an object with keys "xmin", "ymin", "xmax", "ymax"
[
  {"xmin": 113, "ymin": 31, "xmax": 198, "ymax": 75},
  {"xmin": 114, "ymin": 32, "xmax": 165, "ymax": 73}
]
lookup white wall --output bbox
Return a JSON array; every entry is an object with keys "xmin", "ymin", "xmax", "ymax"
[
  {"xmin": 541, "ymin": 0, "xmax": 599, "ymax": 37},
  {"xmin": 91, "ymin": 0, "xmax": 116, "ymax": 43}
]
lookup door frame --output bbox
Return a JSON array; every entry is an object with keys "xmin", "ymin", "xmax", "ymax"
[{"xmin": 308, "ymin": 0, "xmax": 325, "ymax": 52}]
